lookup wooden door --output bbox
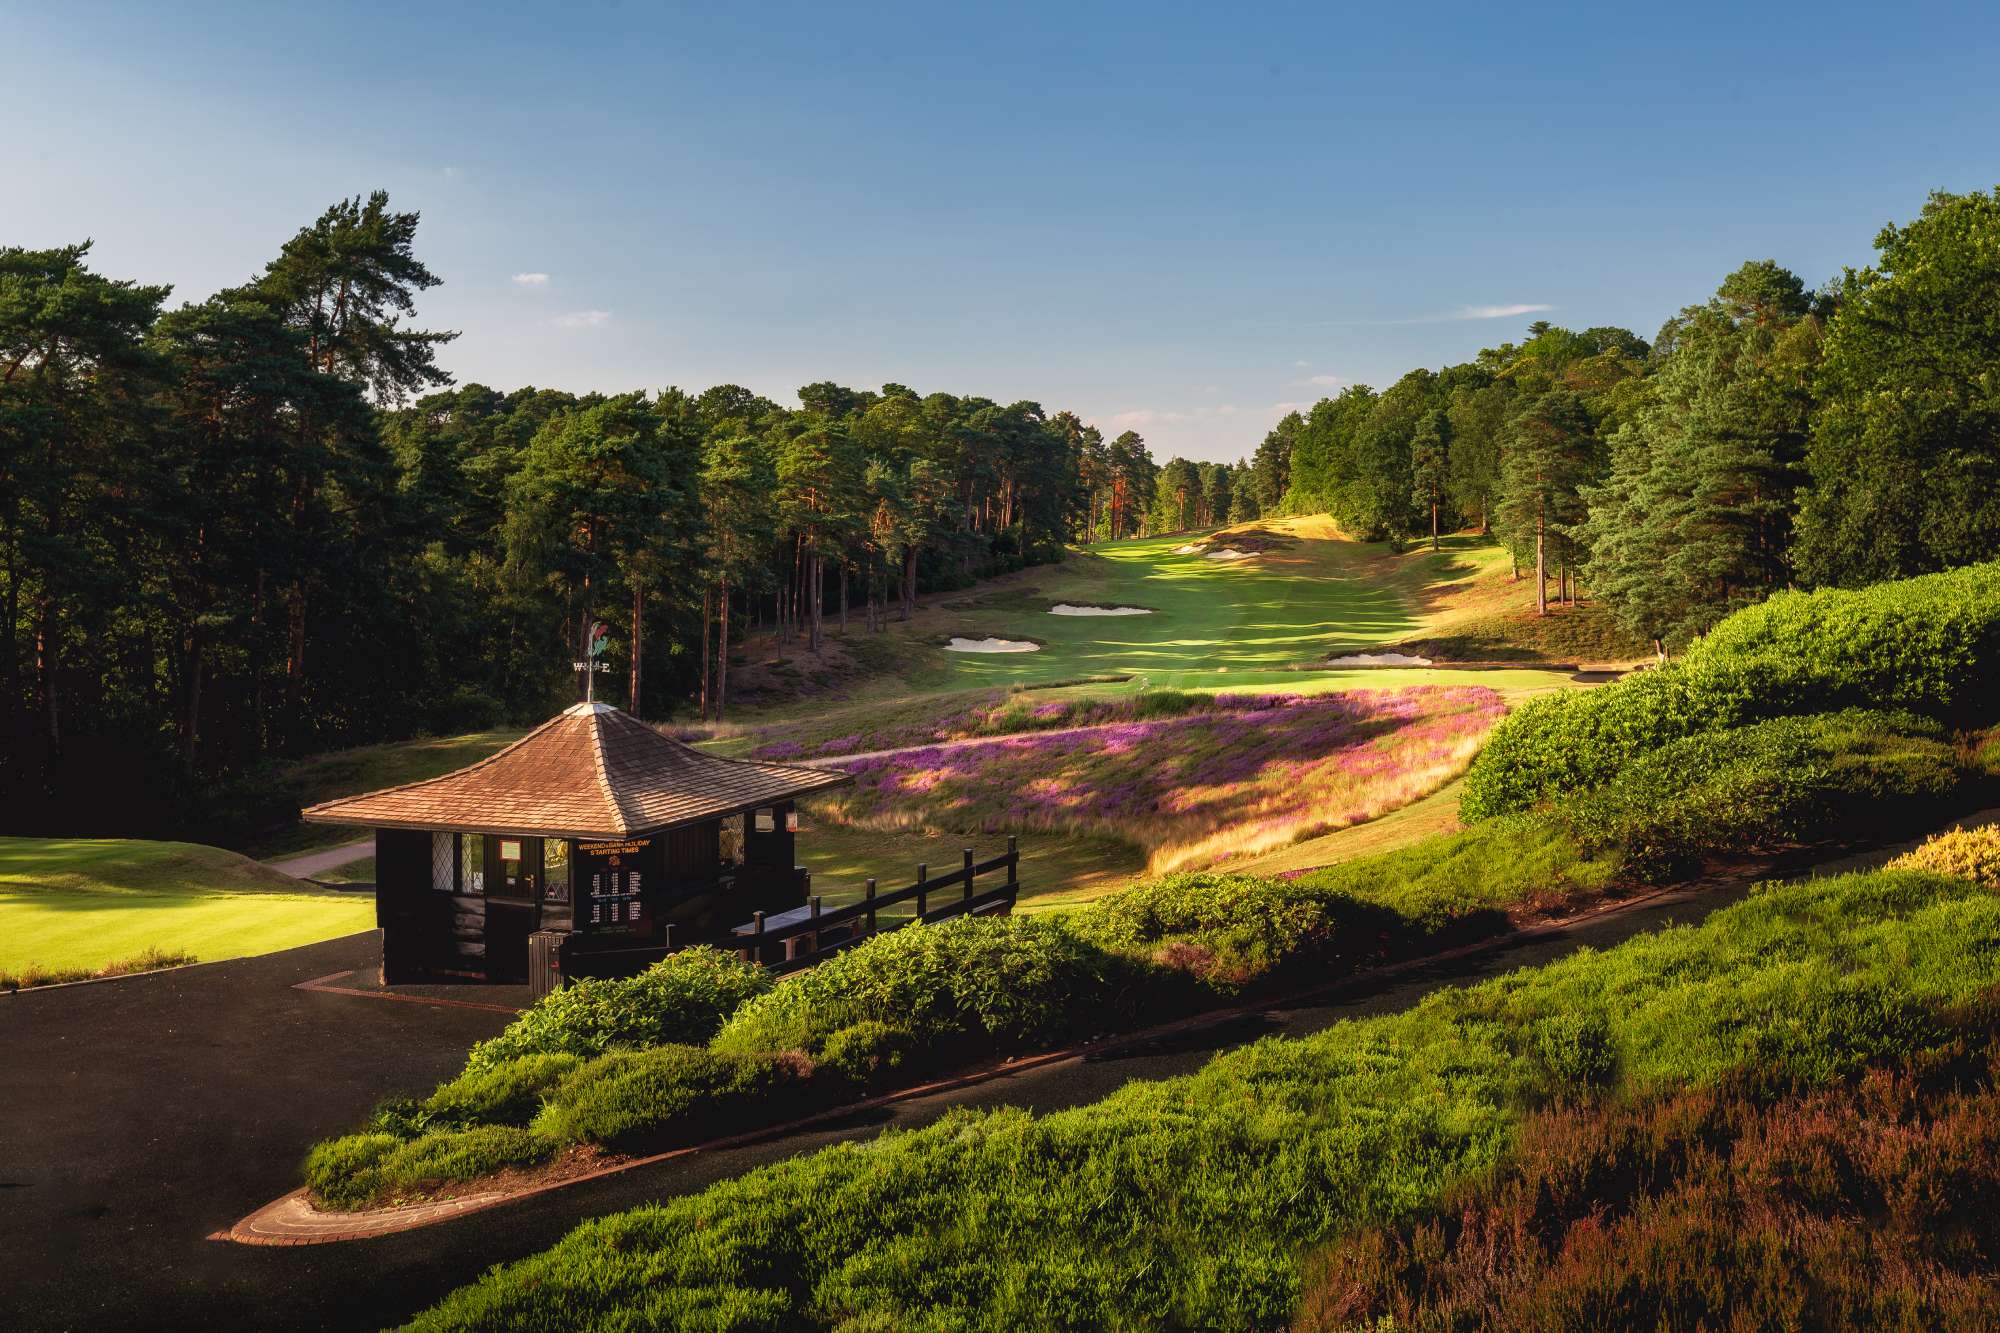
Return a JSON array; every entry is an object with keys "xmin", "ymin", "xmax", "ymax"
[{"xmin": 483, "ymin": 836, "xmax": 540, "ymax": 981}]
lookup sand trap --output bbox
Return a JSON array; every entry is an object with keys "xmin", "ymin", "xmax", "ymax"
[
  {"xmin": 1327, "ymin": 651, "xmax": 1434, "ymax": 667},
  {"xmin": 1203, "ymin": 547, "xmax": 1252, "ymax": 561},
  {"xmin": 1174, "ymin": 543, "xmax": 1201, "ymax": 554},
  {"xmin": 1049, "ymin": 604, "xmax": 1153, "ymax": 617},
  {"xmin": 946, "ymin": 636, "xmax": 1040, "ymax": 653}
]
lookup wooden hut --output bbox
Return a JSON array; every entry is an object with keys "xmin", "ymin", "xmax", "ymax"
[{"xmin": 303, "ymin": 702, "xmax": 851, "ymax": 990}]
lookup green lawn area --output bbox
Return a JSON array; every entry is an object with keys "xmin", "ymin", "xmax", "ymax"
[{"xmin": 0, "ymin": 837, "xmax": 375, "ymax": 976}]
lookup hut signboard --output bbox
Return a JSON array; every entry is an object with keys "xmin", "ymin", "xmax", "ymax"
[{"xmin": 578, "ymin": 837, "xmax": 651, "ymax": 930}]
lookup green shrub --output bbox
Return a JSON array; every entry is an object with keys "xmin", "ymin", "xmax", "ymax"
[
  {"xmin": 302, "ymin": 1132, "xmax": 399, "ymax": 1210},
  {"xmin": 1463, "ymin": 561, "xmax": 2000, "ymax": 819},
  {"xmin": 419, "ymin": 1053, "xmax": 584, "ymax": 1129},
  {"xmin": 712, "ymin": 914, "xmax": 1146, "ymax": 1061},
  {"xmin": 406, "ymin": 868, "xmax": 2000, "ymax": 1330},
  {"xmin": 1891, "ymin": 825, "xmax": 2000, "ymax": 889},
  {"xmin": 370, "ymin": 1126, "xmax": 549, "ymax": 1200},
  {"xmin": 465, "ymin": 945, "xmax": 771, "ymax": 1072},
  {"xmin": 816, "ymin": 1020, "xmax": 921, "ymax": 1089},
  {"xmin": 531, "ymin": 1045, "xmax": 821, "ymax": 1151},
  {"xmin": 1561, "ymin": 710, "xmax": 1962, "ymax": 879},
  {"xmin": 1069, "ymin": 872, "xmax": 1354, "ymax": 990}
]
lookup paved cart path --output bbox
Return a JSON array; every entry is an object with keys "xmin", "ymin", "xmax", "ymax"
[
  {"xmin": 4, "ymin": 814, "xmax": 1990, "ymax": 1332},
  {"xmin": 266, "ymin": 839, "xmax": 375, "ymax": 879}
]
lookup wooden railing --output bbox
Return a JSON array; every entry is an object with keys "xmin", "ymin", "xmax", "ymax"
[{"xmin": 734, "ymin": 836, "xmax": 1020, "ymax": 975}]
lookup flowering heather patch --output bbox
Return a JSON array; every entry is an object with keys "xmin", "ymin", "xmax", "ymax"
[{"xmin": 819, "ymin": 686, "xmax": 1508, "ymax": 872}]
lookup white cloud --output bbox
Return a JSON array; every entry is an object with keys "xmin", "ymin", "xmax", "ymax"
[
  {"xmin": 1269, "ymin": 401, "xmax": 1313, "ymax": 414},
  {"xmin": 1216, "ymin": 404, "xmax": 1239, "ymax": 416},
  {"xmin": 1099, "ymin": 408, "xmax": 1192, "ymax": 430},
  {"xmin": 553, "ymin": 309, "xmax": 612, "ymax": 329},
  {"xmin": 512, "ymin": 272, "xmax": 551, "ymax": 287},
  {"xmin": 1450, "ymin": 303, "xmax": 1553, "ymax": 320},
  {"xmin": 1303, "ymin": 373, "xmax": 1347, "ymax": 387},
  {"xmin": 1291, "ymin": 359, "xmax": 1311, "ymax": 368}
]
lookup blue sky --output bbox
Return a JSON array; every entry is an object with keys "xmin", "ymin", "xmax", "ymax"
[{"xmin": 5, "ymin": 1, "xmax": 1998, "ymax": 462}]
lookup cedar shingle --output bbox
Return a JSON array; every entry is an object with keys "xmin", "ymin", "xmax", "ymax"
[{"xmin": 302, "ymin": 703, "xmax": 851, "ymax": 838}]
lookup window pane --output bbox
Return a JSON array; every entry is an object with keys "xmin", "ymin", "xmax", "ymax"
[{"xmin": 462, "ymin": 834, "xmax": 485, "ymax": 895}]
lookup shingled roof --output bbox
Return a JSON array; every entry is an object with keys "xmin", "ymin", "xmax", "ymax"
[{"xmin": 302, "ymin": 703, "xmax": 852, "ymax": 839}]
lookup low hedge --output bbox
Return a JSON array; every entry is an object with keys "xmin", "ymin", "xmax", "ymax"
[
  {"xmin": 1561, "ymin": 709, "xmax": 1962, "ymax": 879},
  {"xmin": 463, "ymin": 945, "xmax": 770, "ymax": 1072},
  {"xmin": 1463, "ymin": 561, "xmax": 2000, "ymax": 819},
  {"xmin": 711, "ymin": 913, "xmax": 1155, "ymax": 1064},
  {"xmin": 1891, "ymin": 825, "xmax": 2000, "ymax": 890},
  {"xmin": 531, "ymin": 1045, "xmax": 822, "ymax": 1151}
]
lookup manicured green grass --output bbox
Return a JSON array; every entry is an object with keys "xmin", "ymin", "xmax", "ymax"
[
  {"xmin": 1229, "ymin": 779, "xmax": 1467, "ymax": 876},
  {"xmin": 0, "ymin": 836, "xmax": 374, "ymax": 975}
]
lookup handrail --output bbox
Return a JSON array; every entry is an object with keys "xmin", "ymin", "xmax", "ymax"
[{"xmin": 735, "ymin": 836, "xmax": 1021, "ymax": 970}]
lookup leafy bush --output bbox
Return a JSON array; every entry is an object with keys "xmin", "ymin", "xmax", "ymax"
[
  {"xmin": 368, "ymin": 1126, "xmax": 547, "ymax": 1199},
  {"xmin": 712, "ymin": 914, "xmax": 1147, "ymax": 1061},
  {"xmin": 530, "ymin": 1045, "xmax": 820, "ymax": 1151},
  {"xmin": 465, "ymin": 946, "xmax": 771, "ymax": 1072},
  {"xmin": 406, "ymin": 869, "xmax": 2000, "ymax": 1330},
  {"xmin": 816, "ymin": 1020, "xmax": 921, "ymax": 1089},
  {"xmin": 1891, "ymin": 825, "xmax": 2000, "ymax": 890},
  {"xmin": 417, "ymin": 1053, "xmax": 584, "ymax": 1129},
  {"xmin": 302, "ymin": 1132, "xmax": 400, "ymax": 1210},
  {"xmin": 1463, "ymin": 561, "xmax": 2000, "ymax": 819},
  {"xmin": 1561, "ymin": 710, "xmax": 1962, "ymax": 879}
]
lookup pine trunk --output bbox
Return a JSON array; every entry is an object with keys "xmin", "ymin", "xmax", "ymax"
[
  {"xmin": 699, "ymin": 587, "xmax": 712, "ymax": 720},
  {"xmin": 629, "ymin": 584, "xmax": 644, "ymax": 717},
  {"xmin": 1430, "ymin": 503, "xmax": 1439, "ymax": 551},
  {"xmin": 1535, "ymin": 518, "xmax": 1547, "ymax": 616},
  {"xmin": 717, "ymin": 584, "xmax": 731, "ymax": 721}
]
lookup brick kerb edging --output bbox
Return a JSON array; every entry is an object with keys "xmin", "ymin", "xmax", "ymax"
[{"xmin": 213, "ymin": 875, "xmax": 1710, "ymax": 1248}]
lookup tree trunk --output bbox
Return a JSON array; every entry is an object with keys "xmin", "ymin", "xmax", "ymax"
[
  {"xmin": 182, "ymin": 625, "xmax": 204, "ymax": 770},
  {"xmin": 901, "ymin": 547, "xmax": 917, "ymax": 620},
  {"xmin": 1534, "ymin": 517, "xmax": 1547, "ymax": 617},
  {"xmin": 838, "ymin": 562, "xmax": 848, "ymax": 634},
  {"xmin": 36, "ymin": 596, "xmax": 58, "ymax": 780},
  {"xmin": 809, "ymin": 551, "xmax": 824, "ymax": 653},
  {"xmin": 1430, "ymin": 503, "xmax": 1440, "ymax": 552},
  {"xmin": 629, "ymin": 583, "xmax": 644, "ymax": 717},
  {"xmin": 699, "ymin": 586, "xmax": 712, "ymax": 721},
  {"xmin": 717, "ymin": 583, "xmax": 731, "ymax": 722}
]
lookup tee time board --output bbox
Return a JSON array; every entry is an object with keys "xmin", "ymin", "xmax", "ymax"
[{"xmin": 576, "ymin": 838, "xmax": 652, "ymax": 931}]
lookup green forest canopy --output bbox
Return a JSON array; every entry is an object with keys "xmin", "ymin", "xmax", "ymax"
[{"xmin": 6, "ymin": 185, "xmax": 2000, "ymax": 838}]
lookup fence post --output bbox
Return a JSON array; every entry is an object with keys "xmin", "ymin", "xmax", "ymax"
[
  {"xmin": 1007, "ymin": 835, "xmax": 1019, "ymax": 887},
  {"xmin": 752, "ymin": 910, "xmax": 765, "ymax": 966},
  {"xmin": 810, "ymin": 894, "xmax": 822, "ymax": 955},
  {"xmin": 917, "ymin": 862, "xmax": 928, "ymax": 919},
  {"xmin": 963, "ymin": 848, "xmax": 974, "ymax": 903},
  {"xmin": 865, "ymin": 878, "xmax": 877, "ymax": 933}
]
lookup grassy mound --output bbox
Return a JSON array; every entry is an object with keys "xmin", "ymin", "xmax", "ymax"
[{"xmin": 403, "ymin": 866, "xmax": 2000, "ymax": 1330}]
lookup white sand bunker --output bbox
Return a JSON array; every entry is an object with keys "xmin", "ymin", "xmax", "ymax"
[
  {"xmin": 946, "ymin": 636, "xmax": 1041, "ymax": 653},
  {"xmin": 1174, "ymin": 543, "xmax": 1201, "ymax": 554},
  {"xmin": 1203, "ymin": 547, "xmax": 1252, "ymax": 561},
  {"xmin": 1328, "ymin": 651, "xmax": 1434, "ymax": 667},
  {"xmin": 1049, "ymin": 604, "xmax": 1153, "ymax": 617}
]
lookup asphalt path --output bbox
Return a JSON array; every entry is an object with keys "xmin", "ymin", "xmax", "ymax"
[{"xmin": 3, "ymin": 814, "xmax": 1987, "ymax": 1332}]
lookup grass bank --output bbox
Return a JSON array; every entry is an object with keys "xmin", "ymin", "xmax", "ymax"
[
  {"xmin": 0, "ymin": 837, "xmax": 373, "ymax": 977},
  {"xmin": 404, "ymin": 865, "xmax": 2000, "ymax": 1329}
]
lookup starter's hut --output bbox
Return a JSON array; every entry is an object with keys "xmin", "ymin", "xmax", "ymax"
[{"xmin": 303, "ymin": 702, "xmax": 851, "ymax": 989}]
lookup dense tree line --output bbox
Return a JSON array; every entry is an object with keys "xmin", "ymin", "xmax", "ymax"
[
  {"xmin": 1251, "ymin": 186, "xmax": 2000, "ymax": 649},
  {"xmin": 0, "ymin": 194, "xmax": 1174, "ymax": 836}
]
